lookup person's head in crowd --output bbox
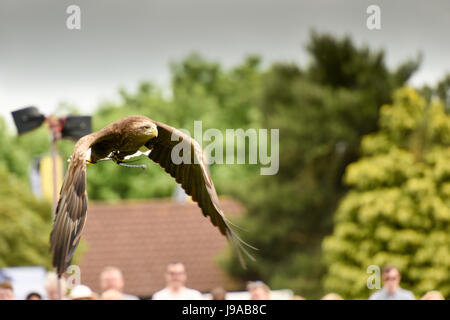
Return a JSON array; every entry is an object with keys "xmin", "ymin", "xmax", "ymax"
[
  {"xmin": 0, "ymin": 281, "xmax": 14, "ymax": 300},
  {"xmin": 382, "ymin": 265, "xmax": 402, "ymax": 295},
  {"xmin": 69, "ymin": 285, "xmax": 95, "ymax": 300},
  {"xmin": 152, "ymin": 261, "xmax": 202, "ymax": 300},
  {"xmin": 26, "ymin": 292, "xmax": 42, "ymax": 300},
  {"xmin": 100, "ymin": 266, "xmax": 126, "ymax": 293},
  {"xmin": 247, "ymin": 281, "xmax": 271, "ymax": 300},
  {"xmin": 165, "ymin": 262, "xmax": 188, "ymax": 291},
  {"xmin": 321, "ymin": 293, "xmax": 344, "ymax": 300},
  {"xmin": 101, "ymin": 289, "xmax": 124, "ymax": 300},
  {"xmin": 421, "ymin": 290, "xmax": 445, "ymax": 300},
  {"xmin": 210, "ymin": 287, "xmax": 226, "ymax": 300},
  {"xmin": 369, "ymin": 264, "xmax": 415, "ymax": 300},
  {"xmin": 44, "ymin": 272, "xmax": 66, "ymax": 300},
  {"xmin": 100, "ymin": 266, "xmax": 139, "ymax": 300}
]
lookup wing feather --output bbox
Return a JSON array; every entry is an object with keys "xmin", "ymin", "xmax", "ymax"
[
  {"xmin": 146, "ymin": 121, "xmax": 256, "ymax": 267},
  {"xmin": 49, "ymin": 131, "xmax": 104, "ymax": 276}
]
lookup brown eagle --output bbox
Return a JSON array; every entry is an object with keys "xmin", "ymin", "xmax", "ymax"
[{"xmin": 50, "ymin": 116, "xmax": 254, "ymax": 277}]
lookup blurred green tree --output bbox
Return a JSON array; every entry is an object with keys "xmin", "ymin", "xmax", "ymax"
[
  {"xmin": 0, "ymin": 168, "xmax": 52, "ymax": 267},
  {"xmin": 220, "ymin": 32, "xmax": 420, "ymax": 299},
  {"xmin": 421, "ymin": 73, "xmax": 450, "ymax": 111},
  {"xmin": 323, "ymin": 87, "xmax": 450, "ymax": 299}
]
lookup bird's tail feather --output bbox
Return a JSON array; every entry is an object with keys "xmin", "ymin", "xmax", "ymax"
[{"xmin": 225, "ymin": 222, "xmax": 257, "ymax": 269}]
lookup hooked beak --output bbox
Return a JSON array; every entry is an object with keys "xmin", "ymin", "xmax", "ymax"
[{"xmin": 150, "ymin": 126, "xmax": 158, "ymax": 138}]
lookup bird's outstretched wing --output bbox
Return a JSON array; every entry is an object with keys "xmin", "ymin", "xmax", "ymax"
[
  {"xmin": 146, "ymin": 121, "xmax": 256, "ymax": 267},
  {"xmin": 50, "ymin": 132, "xmax": 104, "ymax": 276}
]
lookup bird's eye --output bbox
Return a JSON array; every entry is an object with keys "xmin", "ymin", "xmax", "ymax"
[{"xmin": 144, "ymin": 126, "xmax": 151, "ymax": 130}]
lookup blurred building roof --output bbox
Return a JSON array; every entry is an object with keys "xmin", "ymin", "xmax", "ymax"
[{"xmin": 78, "ymin": 197, "xmax": 244, "ymax": 298}]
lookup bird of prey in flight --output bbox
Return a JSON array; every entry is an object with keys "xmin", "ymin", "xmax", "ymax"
[{"xmin": 50, "ymin": 116, "xmax": 254, "ymax": 277}]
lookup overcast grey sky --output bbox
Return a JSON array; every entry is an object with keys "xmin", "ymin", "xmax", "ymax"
[{"xmin": 1, "ymin": 0, "xmax": 449, "ymax": 123}]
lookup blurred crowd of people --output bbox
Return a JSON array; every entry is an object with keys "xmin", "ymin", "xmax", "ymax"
[{"xmin": 0, "ymin": 263, "xmax": 445, "ymax": 300}]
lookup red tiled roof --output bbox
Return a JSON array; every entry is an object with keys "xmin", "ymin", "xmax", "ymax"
[{"xmin": 78, "ymin": 197, "xmax": 244, "ymax": 297}]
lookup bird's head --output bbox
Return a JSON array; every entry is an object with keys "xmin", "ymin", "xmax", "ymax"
[
  {"xmin": 142, "ymin": 121, "xmax": 158, "ymax": 139},
  {"xmin": 132, "ymin": 119, "xmax": 158, "ymax": 139}
]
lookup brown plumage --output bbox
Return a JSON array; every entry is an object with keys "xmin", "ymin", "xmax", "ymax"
[{"xmin": 50, "ymin": 116, "xmax": 254, "ymax": 277}]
